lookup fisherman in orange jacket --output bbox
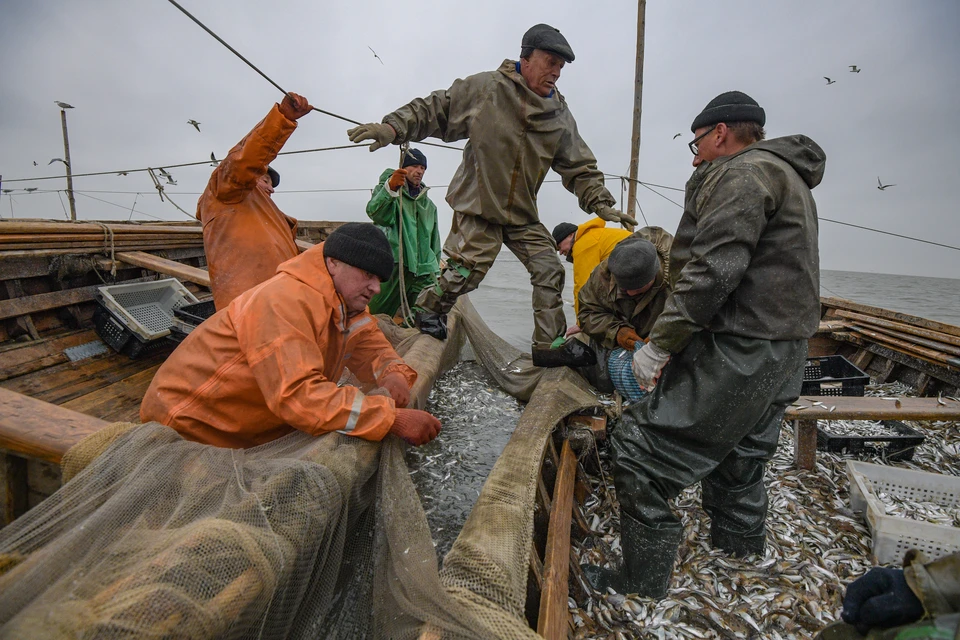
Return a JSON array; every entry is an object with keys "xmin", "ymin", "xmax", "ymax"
[
  {"xmin": 141, "ymin": 223, "xmax": 441, "ymax": 448},
  {"xmin": 198, "ymin": 92, "xmax": 312, "ymax": 310}
]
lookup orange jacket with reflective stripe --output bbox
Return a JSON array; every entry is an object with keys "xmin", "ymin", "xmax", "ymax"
[
  {"xmin": 140, "ymin": 243, "xmax": 417, "ymax": 448},
  {"xmin": 198, "ymin": 103, "xmax": 300, "ymax": 310}
]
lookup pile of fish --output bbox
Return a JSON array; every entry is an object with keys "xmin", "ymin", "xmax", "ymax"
[
  {"xmin": 572, "ymin": 383, "xmax": 960, "ymax": 639},
  {"xmin": 874, "ymin": 488, "xmax": 960, "ymax": 528}
]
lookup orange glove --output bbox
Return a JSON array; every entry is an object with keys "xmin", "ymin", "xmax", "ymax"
[
  {"xmin": 278, "ymin": 92, "xmax": 312, "ymax": 121},
  {"xmin": 380, "ymin": 371, "xmax": 411, "ymax": 408},
  {"xmin": 616, "ymin": 327, "xmax": 642, "ymax": 351},
  {"xmin": 388, "ymin": 169, "xmax": 407, "ymax": 191},
  {"xmin": 390, "ymin": 408, "xmax": 441, "ymax": 446}
]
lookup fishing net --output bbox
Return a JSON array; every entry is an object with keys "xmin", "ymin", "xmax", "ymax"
[{"xmin": 0, "ymin": 295, "xmax": 600, "ymax": 639}]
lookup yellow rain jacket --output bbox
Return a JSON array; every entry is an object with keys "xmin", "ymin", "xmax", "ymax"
[{"xmin": 570, "ymin": 218, "xmax": 631, "ymax": 314}]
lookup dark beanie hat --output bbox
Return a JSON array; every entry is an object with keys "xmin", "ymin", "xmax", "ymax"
[
  {"xmin": 402, "ymin": 148, "xmax": 427, "ymax": 169},
  {"xmin": 691, "ymin": 91, "xmax": 765, "ymax": 132},
  {"xmin": 266, "ymin": 166, "xmax": 280, "ymax": 188},
  {"xmin": 323, "ymin": 222, "xmax": 394, "ymax": 282},
  {"xmin": 608, "ymin": 237, "xmax": 659, "ymax": 290},
  {"xmin": 521, "ymin": 24, "xmax": 575, "ymax": 62},
  {"xmin": 552, "ymin": 222, "xmax": 578, "ymax": 246}
]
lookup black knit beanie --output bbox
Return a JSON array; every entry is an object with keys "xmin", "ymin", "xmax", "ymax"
[
  {"xmin": 266, "ymin": 166, "xmax": 280, "ymax": 188},
  {"xmin": 552, "ymin": 222, "xmax": 578, "ymax": 246},
  {"xmin": 323, "ymin": 222, "xmax": 394, "ymax": 281},
  {"xmin": 691, "ymin": 91, "xmax": 765, "ymax": 132},
  {"xmin": 607, "ymin": 237, "xmax": 659, "ymax": 290},
  {"xmin": 402, "ymin": 148, "xmax": 427, "ymax": 169}
]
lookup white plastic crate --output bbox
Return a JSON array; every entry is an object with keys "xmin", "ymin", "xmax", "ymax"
[
  {"xmin": 97, "ymin": 278, "xmax": 198, "ymax": 341},
  {"xmin": 846, "ymin": 460, "xmax": 960, "ymax": 564}
]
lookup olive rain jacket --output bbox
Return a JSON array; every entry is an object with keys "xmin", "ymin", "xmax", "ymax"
[
  {"xmin": 366, "ymin": 168, "xmax": 441, "ymax": 278},
  {"xmin": 140, "ymin": 243, "xmax": 417, "ymax": 449},
  {"xmin": 198, "ymin": 104, "xmax": 300, "ymax": 310},
  {"xmin": 905, "ymin": 550, "xmax": 960, "ymax": 619},
  {"xmin": 577, "ymin": 226, "xmax": 674, "ymax": 349},
  {"xmin": 381, "ymin": 60, "xmax": 617, "ymax": 226},
  {"xmin": 569, "ymin": 218, "xmax": 632, "ymax": 314},
  {"xmin": 649, "ymin": 135, "xmax": 825, "ymax": 354}
]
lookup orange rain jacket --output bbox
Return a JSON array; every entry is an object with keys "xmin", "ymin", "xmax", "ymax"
[
  {"xmin": 140, "ymin": 243, "xmax": 417, "ymax": 449},
  {"xmin": 198, "ymin": 104, "xmax": 300, "ymax": 310},
  {"xmin": 571, "ymin": 218, "xmax": 632, "ymax": 314}
]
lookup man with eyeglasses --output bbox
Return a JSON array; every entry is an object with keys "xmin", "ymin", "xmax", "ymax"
[{"xmin": 588, "ymin": 91, "xmax": 826, "ymax": 598}]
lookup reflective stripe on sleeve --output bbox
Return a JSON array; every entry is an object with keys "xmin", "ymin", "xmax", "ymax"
[{"xmin": 338, "ymin": 392, "xmax": 364, "ymax": 434}]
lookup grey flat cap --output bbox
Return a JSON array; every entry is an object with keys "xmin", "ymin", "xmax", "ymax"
[
  {"xmin": 608, "ymin": 237, "xmax": 659, "ymax": 290},
  {"xmin": 522, "ymin": 24, "xmax": 575, "ymax": 62}
]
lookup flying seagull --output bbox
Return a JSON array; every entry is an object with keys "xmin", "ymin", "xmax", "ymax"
[
  {"xmin": 877, "ymin": 177, "xmax": 895, "ymax": 191},
  {"xmin": 165, "ymin": 176, "xmax": 178, "ymax": 186},
  {"xmin": 187, "ymin": 119, "xmax": 201, "ymax": 132},
  {"xmin": 849, "ymin": 65, "xmax": 861, "ymax": 73},
  {"xmin": 824, "ymin": 77, "xmax": 836, "ymax": 85},
  {"xmin": 32, "ymin": 161, "xmax": 38, "ymax": 166},
  {"xmin": 673, "ymin": 133, "xmax": 682, "ymax": 139},
  {"xmin": 48, "ymin": 158, "xmax": 69, "ymax": 167},
  {"xmin": 54, "ymin": 101, "xmax": 74, "ymax": 109},
  {"xmin": 367, "ymin": 46, "xmax": 384, "ymax": 65},
  {"xmin": 24, "ymin": 187, "xmax": 38, "ymax": 192},
  {"xmin": 210, "ymin": 152, "xmax": 220, "ymax": 167},
  {"xmin": 158, "ymin": 167, "xmax": 173, "ymax": 180}
]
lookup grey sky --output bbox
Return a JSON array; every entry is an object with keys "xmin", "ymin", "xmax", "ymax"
[{"xmin": 2, "ymin": 1, "xmax": 958, "ymax": 279}]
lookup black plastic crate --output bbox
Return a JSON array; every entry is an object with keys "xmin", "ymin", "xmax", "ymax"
[
  {"xmin": 801, "ymin": 355, "xmax": 869, "ymax": 397},
  {"xmin": 173, "ymin": 300, "xmax": 217, "ymax": 326},
  {"xmin": 94, "ymin": 304, "xmax": 173, "ymax": 359},
  {"xmin": 817, "ymin": 420, "xmax": 925, "ymax": 462}
]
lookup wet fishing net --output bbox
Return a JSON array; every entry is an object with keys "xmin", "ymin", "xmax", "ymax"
[{"xmin": 0, "ymin": 295, "xmax": 599, "ymax": 639}]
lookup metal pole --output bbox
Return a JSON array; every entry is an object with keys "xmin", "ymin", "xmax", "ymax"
[
  {"xmin": 60, "ymin": 109, "xmax": 78, "ymax": 220},
  {"xmin": 625, "ymin": 0, "xmax": 646, "ymax": 230}
]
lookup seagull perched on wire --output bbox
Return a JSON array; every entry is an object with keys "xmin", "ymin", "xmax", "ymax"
[
  {"xmin": 117, "ymin": 171, "xmax": 129, "ymax": 176},
  {"xmin": 849, "ymin": 65, "xmax": 861, "ymax": 73},
  {"xmin": 2, "ymin": 189, "xmax": 13, "ymax": 194},
  {"xmin": 824, "ymin": 77, "xmax": 836, "ymax": 85},
  {"xmin": 24, "ymin": 187, "xmax": 38, "ymax": 192},
  {"xmin": 209, "ymin": 152, "xmax": 220, "ymax": 167},
  {"xmin": 673, "ymin": 133, "xmax": 682, "ymax": 139},
  {"xmin": 877, "ymin": 177, "xmax": 895, "ymax": 191},
  {"xmin": 187, "ymin": 119, "xmax": 201, "ymax": 132},
  {"xmin": 48, "ymin": 158, "xmax": 69, "ymax": 167},
  {"xmin": 367, "ymin": 46, "xmax": 384, "ymax": 65},
  {"xmin": 54, "ymin": 101, "xmax": 74, "ymax": 109}
]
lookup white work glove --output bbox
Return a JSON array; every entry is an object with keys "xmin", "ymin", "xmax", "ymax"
[
  {"xmin": 595, "ymin": 204, "xmax": 638, "ymax": 228},
  {"xmin": 346, "ymin": 122, "xmax": 396, "ymax": 151},
  {"xmin": 631, "ymin": 341, "xmax": 671, "ymax": 389}
]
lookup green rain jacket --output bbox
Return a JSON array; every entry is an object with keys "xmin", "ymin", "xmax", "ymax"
[
  {"xmin": 381, "ymin": 60, "xmax": 616, "ymax": 226},
  {"xmin": 649, "ymin": 135, "xmax": 825, "ymax": 354},
  {"xmin": 577, "ymin": 226, "xmax": 674, "ymax": 349},
  {"xmin": 366, "ymin": 168, "xmax": 441, "ymax": 277}
]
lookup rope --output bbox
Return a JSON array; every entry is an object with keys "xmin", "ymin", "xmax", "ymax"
[{"xmin": 91, "ymin": 221, "xmax": 117, "ymax": 276}]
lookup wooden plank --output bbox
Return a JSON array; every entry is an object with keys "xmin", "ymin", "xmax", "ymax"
[
  {"xmin": 0, "ymin": 276, "xmax": 156, "ymax": 321},
  {"xmin": 4, "ymin": 280, "xmax": 40, "ymax": 339},
  {"xmin": 295, "ymin": 239, "xmax": 314, "ymax": 252},
  {"xmin": 114, "ymin": 251, "xmax": 210, "ymax": 287},
  {"xmin": 793, "ymin": 420, "xmax": 819, "ymax": 471},
  {"xmin": 537, "ymin": 440, "xmax": 577, "ymax": 640},
  {"xmin": 568, "ymin": 414, "xmax": 607, "ymax": 441},
  {"xmin": 821, "ymin": 297, "xmax": 960, "ymax": 339},
  {"xmin": 848, "ymin": 337, "xmax": 960, "ymax": 390},
  {"xmin": 848, "ymin": 349, "xmax": 875, "ymax": 372},
  {"xmin": 0, "ymin": 387, "xmax": 108, "ymax": 464},
  {"xmin": 835, "ymin": 309, "xmax": 960, "ymax": 349},
  {"xmin": 0, "ymin": 221, "xmax": 201, "ymax": 235},
  {"xmin": 1, "ymin": 452, "xmax": 28, "ymax": 524},
  {"xmin": 784, "ymin": 395, "xmax": 960, "ymax": 421},
  {"xmin": 61, "ymin": 364, "xmax": 161, "ymax": 422},
  {"xmin": 0, "ymin": 243, "xmax": 203, "ymax": 259}
]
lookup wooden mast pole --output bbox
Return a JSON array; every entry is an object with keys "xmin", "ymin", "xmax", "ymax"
[
  {"xmin": 59, "ymin": 108, "xmax": 78, "ymax": 221},
  {"xmin": 625, "ymin": 0, "xmax": 646, "ymax": 230}
]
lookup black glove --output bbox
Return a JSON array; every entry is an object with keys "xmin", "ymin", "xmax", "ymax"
[{"xmin": 841, "ymin": 567, "xmax": 925, "ymax": 634}]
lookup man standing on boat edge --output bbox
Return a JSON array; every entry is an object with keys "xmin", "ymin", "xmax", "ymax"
[
  {"xmin": 365, "ymin": 148, "xmax": 442, "ymax": 322},
  {"xmin": 346, "ymin": 24, "xmax": 635, "ymax": 368},
  {"xmin": 198, "ymin": 92, "xmax": 312, "ymax": 311},
  {"xmin": 591, "ymin": 91, "xmax": 825, "ymax": 598}
]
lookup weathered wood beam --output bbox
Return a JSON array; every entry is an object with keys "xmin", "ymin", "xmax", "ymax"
[
  {"xmin": 0, "ymin": 276, "xmax": 155, "ymax": 321},
  {"xmin": 537, "ymin": 439, "xmax": 577, "ymax": 640},
  {"xmin": 785, "ymin": 395, "xmax": 960, "ymax": 421},
  {"xmin": 0, "ymin": 387, "xmax": 108, "ymax": 465},
  {"xmin": 114, "ymin": 251, "xmax": 210, "ymax": 287}
]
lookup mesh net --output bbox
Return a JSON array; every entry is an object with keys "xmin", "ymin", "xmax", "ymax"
[{"xmin": 0, "ymin": 295, "xmax": 600, "ymax": 639}]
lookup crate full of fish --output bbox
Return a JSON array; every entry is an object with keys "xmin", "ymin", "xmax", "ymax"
[
  {"xmin": 818, "ymin": 419, "xmax": 925, "ymax": 462},
  {"xmin": 847, "ymin": 460, "xmax": 960, "ymax": 564},
  {"xmin": 801, "ymin": 355, "xmax": 869, "ymax": 396}
]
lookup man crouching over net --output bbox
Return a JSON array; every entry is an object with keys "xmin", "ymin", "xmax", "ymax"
[{"xmin": 141, "ymin": 222, "xmax": 441, "ymax": 448}]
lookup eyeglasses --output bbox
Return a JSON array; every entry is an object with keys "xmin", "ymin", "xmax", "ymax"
[{"xmin": 688, "ymin": 125, "xmax": 717, "ymax": 156}]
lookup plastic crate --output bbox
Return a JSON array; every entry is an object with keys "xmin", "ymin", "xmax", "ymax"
[
  {"xmin": 847, "ymin": 460, "xmax": 960, "ymax": 564},
  {"xmin": 801, "ymin": 355, "xmax": 869, "ymax": 396},
  {"xmin": 818, "ymin": 420, "xmax": 925, "ymax": 462},
  {"xmin": 96, "ymin": 278, "xmax": 198, "ymax": 342},
  {"xmin": 93, "ymin": 305, "xmax": 174, "ymax": 359},
  {"xmin": 173, "ymin": 300, "xmax": 216, "ymax": 326}
]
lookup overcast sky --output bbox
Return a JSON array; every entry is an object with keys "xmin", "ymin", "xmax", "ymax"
[{"xmin": 2, "ymin": 1, "xmax": 958, "ymax": 279}]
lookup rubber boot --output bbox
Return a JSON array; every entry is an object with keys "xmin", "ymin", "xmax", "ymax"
[
  {"xmin": 711, "ymin": 522, "xmax": 766, "ymax": 557},
  {"xmin": 582, "ymin": 512, "xmax": 682, "ymax": 598},
  {"xmin": 531, "ymin": 338, "xmax": 597, "ymax": 368},
  {"xmin": 415, "ymin": 311, "xmax": 447, "ymax": 340}
]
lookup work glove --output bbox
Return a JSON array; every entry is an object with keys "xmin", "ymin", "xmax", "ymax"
[
  {"xmin": 390, "ymin": 408, "xmax": 441, "ymax": 446},
  {"xmin": 380, "ymin": 371, "xmax": 411, "ymax": 408},
  {"xmin": 346, "ymin": 122, "xmax": 396, "ymax": 151},
  {"xmin": 564, "ymin": 324, "xmax": 582, "ymax": 339},
  {"xmin": 616, "ymin": 327, "xmax": 643, "ymax": 351},
  {"xmin": 841, "ymin": 567, "xmax": 925, "ymax": 635},
  {"xmin": 595, "ymin": 204, "xmax": 638, "ymax": 228},
  {"xmin": 278, "ymin": 92, "xmax": 313, "ymax": 121},
  {"xmin": 388, "ymin": 169, "xmax": 407, "ymax": 191},
  {"xmin": 631, "ymin": 341, "xmax": 670, "ymax": 389}
]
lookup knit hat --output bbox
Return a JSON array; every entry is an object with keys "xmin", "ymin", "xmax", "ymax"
[
  {"xmin": 552, "ymin": 222, "xmax": 578, "ymax": 246},
  {"xmin": 691, "ymin": 91, "xmax": 765, "ymax": 133},
  {"xmin": 607, "ymin": 237, "xmax": 659, "ymax": 290},
  {"xmin": 402, "ymin": 148, "xmax": 427, "ymax": 169},
  {"xmin": 521, "ymin": 24, "xmax": 575, "ymax": 62},
  {"xmin": 266, "ymin": 166, "xmax": 280, "ymax": 188},
  {"xmin": 323, "ymin": 222, "xmax": 394, "ymax": 282}
]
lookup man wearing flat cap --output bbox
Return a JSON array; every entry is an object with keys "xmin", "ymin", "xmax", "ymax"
[
  {"xmin": 142, "ymin": 222, "xmax": 442, "ymax": 449},
  {"xmin": 198, "ymin": 92, "xmax": 312, "ymax": 310},
  {"xmin": 365, "ymin": 148, "xmax": 441, "ymax": 322},
  {"xmin": 346, "ymin": 24, "xmax": 635, "ymax": 368},
  {"xmin": 592, "ymin": 91, "xmax": 826, "ymax": 598}
]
